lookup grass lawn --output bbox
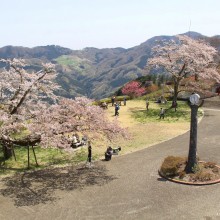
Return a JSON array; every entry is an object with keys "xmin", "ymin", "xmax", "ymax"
[
  {"xmin": 104, "ymin": 99, "xmax": 203, "ymax": 155},
  {"xmin": 0, "ymin": 145, "xmax": 91, "ymax": 175},
  {"xmin": 0, "ymin": 99, "xmax": 203, "ymax": 175}
]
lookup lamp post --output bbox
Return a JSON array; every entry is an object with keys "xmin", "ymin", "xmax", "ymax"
[{"xmin": 185, "ymin": 93, "xmax": 200, "ymax": 173}]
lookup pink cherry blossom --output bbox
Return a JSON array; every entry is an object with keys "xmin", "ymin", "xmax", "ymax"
[
  {"xmin": 122, "ymin": 81, "xmax": 146, "ymax": 98},
  {"xmin": 147, "ymin": 35, "xmax": 220, "ymax": 101},
  {"xmin": 0, "ymin": 59, "xmax": 127, "ymax": 151}
]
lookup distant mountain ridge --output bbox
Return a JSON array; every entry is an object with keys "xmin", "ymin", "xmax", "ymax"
[
  {"xmin": 0, "ymin": 32, "xmax": 220, "ymax": 99},
  {"xmin": 0, "ymin": 45, "xmax": 72, "ymax": 60}
]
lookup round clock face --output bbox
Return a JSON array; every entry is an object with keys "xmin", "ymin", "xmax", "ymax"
[{"xmin": 190, "ymin": 93, "xmax": 200, "ymax": 105}]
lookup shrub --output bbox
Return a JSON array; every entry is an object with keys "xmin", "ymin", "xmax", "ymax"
[
  {"xmin": 178, "ymin": 171, "xmax": 186, "ymax": 179},
  {"xmin": 204, "ymin": 162, "xmax": 216, "ymax": 169},
  {"xmin": 212, "ymin": 167, "xmax": 219, "ymax": 173},
  {"xmin": 113, "ymin": 96, "xmax": 130, "ymax": 102},
  {"xmin": 122, "ymin": 81, "xmax": 146, "ymax": 98},
  {"xmin": 146, "ymin": 84, "xmax": 158, "ymax": 94},
  {"xmin": 192, "ymin": 163, "xmax": 201, "ymax": 173},
  {"xmin": 98, "ymin": 96, "xmax": 130, "ymax": 104},
  {"xmin": 189, "ymin": 170, "xmax": 213, "ymax": 182},
  {"xmin": 160, "ymin": 156, "xmax": 186, "ymax": 177}
]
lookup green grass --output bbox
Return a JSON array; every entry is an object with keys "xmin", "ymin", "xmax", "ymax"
[
  {"xmin": 132, "ymin": 101, "xmax": 203, "ymax": 123},
  {"xmin": 0, "ymin": 145, "xmax": 91, "ymax": 175},
  {"xmin": 55, "ymin": 55, "xmax": 90, "ymax": 74},
  {"xmin": 55, "ymin": 55, "xmax": 77, "ymax": 66}
]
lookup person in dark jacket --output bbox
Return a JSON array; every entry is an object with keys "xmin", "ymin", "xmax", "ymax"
[
  {"xmin": 87, "ymin": 141, "xmax": 92, "ymax": 166},
  {"xmin": 115, "ymin": 104, "xmax": 119, "ymax": 116}
]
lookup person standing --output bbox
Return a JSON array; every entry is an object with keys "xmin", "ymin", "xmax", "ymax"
[
  {"xmin": 105, "ymin": 146, "xmax": 113, "ymax": 161},
  {"xmin": 87, "ymin": 141, "xmax": 92, "ymax": 167},
  {"xmin": 159, "ymin": 108, "xmax": 165, "ymax": 119},
  {"xmin": 123, "ymin": 96, "xmax": 127, "ymax": 106},
  {"xmin": 111, "ymin": 96, "xmax": 115, "ymax": 106},
  {"xmin": 115, "ymin": 103, "xmax": 120, "ymax": 116},
  {"xmin": 172, "ymin": 101, "xmax": 177, "ymax": 112},
  {"xmin": 146, "ymin": 99, "xmax": 149, "ymax": 111}
]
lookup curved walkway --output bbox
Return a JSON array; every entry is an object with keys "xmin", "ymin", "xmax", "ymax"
[{"xmin": 1, "ymin": 105, "xmax": 220, "ymax": 220}]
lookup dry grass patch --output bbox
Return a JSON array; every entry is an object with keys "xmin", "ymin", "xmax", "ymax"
[{"xmin": 98, "ymin": 100, "xmax": 190, "ymax": 156}]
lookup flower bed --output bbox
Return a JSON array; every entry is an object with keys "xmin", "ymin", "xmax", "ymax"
[{"xmin": 159, "ymin": 156, "xmax": 220, "ymax": 185}]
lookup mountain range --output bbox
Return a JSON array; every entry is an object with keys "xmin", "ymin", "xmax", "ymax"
[{"xmin": 0, "ymin": 31, "xmax": 220, "ymax": 99}]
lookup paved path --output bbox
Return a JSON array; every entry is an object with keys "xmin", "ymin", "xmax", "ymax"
[{"xmin": 1, "ymin": 105, "xmax": 220, "ymax": 220}]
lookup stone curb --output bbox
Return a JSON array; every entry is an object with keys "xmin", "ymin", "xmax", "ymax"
[{"xmin": 158, "ymin": 163, "xmax": 220, "ymax": 186}]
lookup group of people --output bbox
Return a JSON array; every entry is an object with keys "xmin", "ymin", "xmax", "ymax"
[
  {"xmin": 85, "ymin": 97, "xmax": 176, "ymax": 166},
  {"xmin": 111, "ymin": 96, "xmax": 127, "ymax": 117},
  {"xmin": 112, "ymin": 96, "xmax": 126, "ymax": 106},
  {"xmin": 146, "ymin": 98, "xmax": 169, "ymax": 119},
  {"xmin": 67, "ymin": 131, "xmax": 122, "ymax": 166},
  {"xmin": 66, "ymin": 96, "xmax": 174, "ymax": 168},
  {"xmin": 104, "ymin": 146, "xmax": 121, "ymax": 161},
  {"xmin": 70, "ymin": 134, "xmax": 87, "ymax": 148},
  {"xmin": 112, "ymin": 97, "xmax": 168, "ymax": 118},
  {"xmin": 85, "ymin": 142, "xmax": 121, "ymax": 167}
]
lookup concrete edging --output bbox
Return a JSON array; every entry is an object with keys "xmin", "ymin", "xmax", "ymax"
[{"xmin": 158, "ymin": 163, "xmax": 220, "ymax": 186}]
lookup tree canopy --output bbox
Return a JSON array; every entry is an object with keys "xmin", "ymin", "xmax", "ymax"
[
  {"xmin": 122, "ymin": 81, "xmax": 145, "ymax": 98},
  {"xmin": 147, "ymin": 35, "xmax": 220, "ymax": 101},
  {"xmin": 0, "ymin": 59, "xmax": 127, "ymax": 151}
]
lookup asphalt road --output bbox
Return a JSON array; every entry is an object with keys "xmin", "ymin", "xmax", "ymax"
[{"xmin": 0, "ymin": 104, "xmax": 220, "ymax": 220}]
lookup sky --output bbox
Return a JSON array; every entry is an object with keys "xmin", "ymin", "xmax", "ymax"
[{"xmin": 0, "ymin": 0, "xmax": 219, "ymax": 50}]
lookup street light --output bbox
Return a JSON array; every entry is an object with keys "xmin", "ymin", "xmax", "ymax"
[
  {"xmin": 185, "ymin": 92, "xmax": 200, "ymax": 173},
  {"xmin": 189, "ymin": 93, "xmax": 200, "ymax": 105}
]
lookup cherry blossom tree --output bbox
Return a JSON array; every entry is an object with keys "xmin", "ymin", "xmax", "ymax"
[
  {"xmin": 147, "ymin": 36, "xmax": 220, "ymax": 174},
  {"xmin": 0, "ymin": 59, "xmax": 127, "ymax": 159},
  {"xmin": 147, "ymin": 35, "xmax": 220, "ymax": 103},
  {"xmin": 26, "ymin": 97, "xmax": 127, "ymax": 149},
  {"xmin": 0, "ymin": 58, "xmax": 59, "ymax": 158},
  {"xmin": 122, "ymin": 81, "xmax": 146, "ymax": 98}
]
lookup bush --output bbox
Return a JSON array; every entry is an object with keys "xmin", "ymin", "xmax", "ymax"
[
  {"xmin": 204, "ymin": 162, "xmax": 216, "ymax": 168},
  {"xmin": 113, "ymin": 96, "xmax": 130, "ymax": 102},
  {"xmin": 189, "ymin": 170, "xmax": 213, "ymax": 182},
  {"xmin": 178, "ymin": 171, "xmax": 186, "ymax": 179},
  {"xmin": 97, "ymin": 96, "xmax": 130, "ymax": 104},
  {"xmin": 212, "ymin": 167, "xmax": 219, "ymax": 173},
  {"xmin": 160, "ymin": 156, "xmax": 186, "ymax": 177}
]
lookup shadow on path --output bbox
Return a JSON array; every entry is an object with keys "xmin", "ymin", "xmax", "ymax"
[{"xmin": 0, "ymin": 163, "xmax": 116, "ymax": 207}]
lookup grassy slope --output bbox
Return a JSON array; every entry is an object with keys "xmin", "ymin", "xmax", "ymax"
[{"xmin": 102, "ymin": 100, "xmax": 192, "ymax": 155}]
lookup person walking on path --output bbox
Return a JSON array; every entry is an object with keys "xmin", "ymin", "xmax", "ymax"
[
  {"xmin": 146, "ymin": 99, "xmax": 149, "ymax": 111},
  {"xmin": 159, "ymin": 108, "xmax": 165, "ymax": 119},
  {"xmin": 115, "ymin": 103, "xmax": 120, "ymax": 116}
]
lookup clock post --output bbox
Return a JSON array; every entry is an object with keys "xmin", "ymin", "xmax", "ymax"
[{"xmin": 185, "ymin": 92, "xmax": 200, "ymax": 173}]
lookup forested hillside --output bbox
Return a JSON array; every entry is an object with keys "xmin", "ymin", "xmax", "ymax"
[{"xmin": 0, "ymin": 32, "xmax": 219, "ymax": 99}]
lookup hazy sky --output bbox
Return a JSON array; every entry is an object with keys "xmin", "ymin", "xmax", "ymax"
[{"xmin": 0, "ymin": 0, "xmax": 219, "ymax": 50}]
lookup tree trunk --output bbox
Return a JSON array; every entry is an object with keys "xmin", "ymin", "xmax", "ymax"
[
  {"xmin": 185, "ymin": 105, "xmax": 199, "ymax": 173},
  {"xmin": 2, "ymin": 142, "xmax": 13, "ymax": 160},
  {"xmin": 172, "ymin": 80, "xmax": 179, "ymax": 104}
]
